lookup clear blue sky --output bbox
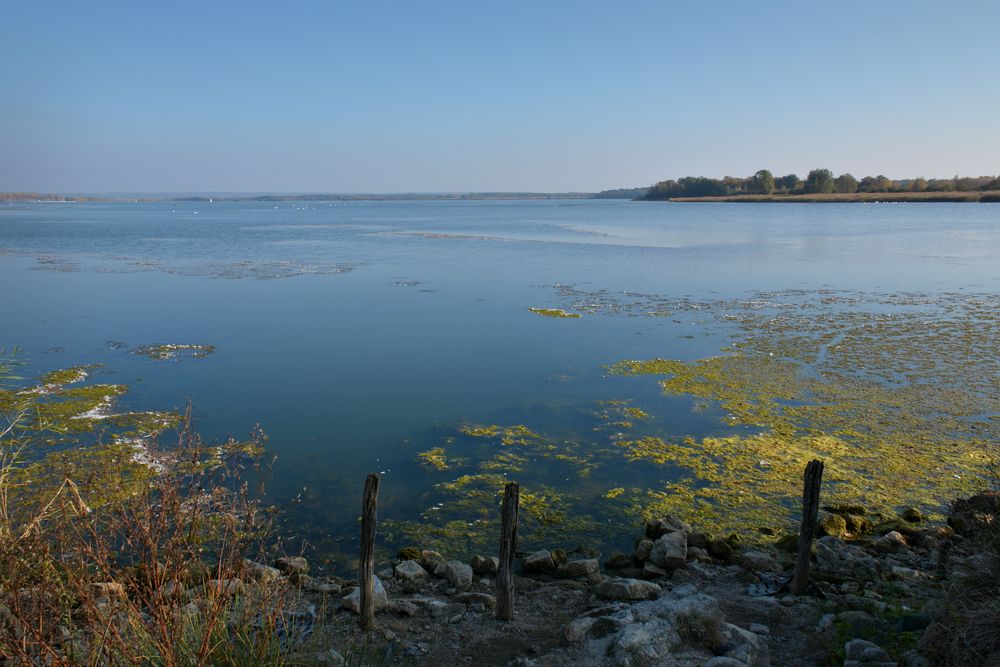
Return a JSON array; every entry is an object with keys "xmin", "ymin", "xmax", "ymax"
[{"xmin": 2, "ymin": 1, "xmax": 998, "ymax": 193}]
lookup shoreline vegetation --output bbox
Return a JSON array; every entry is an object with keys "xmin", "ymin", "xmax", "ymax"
[
  {"xmin": 639, "ymin": 168, "xmax": 1000, "ymax": 203},
  {"xmin": 670, "ymin": 190, "xmax": 1000, "ymax": 203}
]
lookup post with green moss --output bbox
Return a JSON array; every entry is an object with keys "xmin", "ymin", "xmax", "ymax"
[
  {"xmin": 791, "ymin": 459, "xmax": 824, "ymax": 595},
  {"xmin": 496, "ymin": 482, "xmax": 520, "ymax": 621},
  {"xmin": 360, "ymin": 472, "xmax": 380, "ymax": 630}
]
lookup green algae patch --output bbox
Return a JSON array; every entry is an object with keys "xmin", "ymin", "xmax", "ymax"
[
  {"xmin": 33, "ymin": 384, "xmax": 130, "ymax": 432},
  {"xmin": 417, "ymin": 447, "xmax": 465, "ymax": 471},
  {"xmin": 134, "ymin": 343, "xmax": 216, "ymax": 360},
  {"xmin": 623, "ymin": 407, "xmax": 650, "ymax": 420},
  {"xmin": 605, "ymin": 290, "xmax": 1000, "ymax": 536},
  {"xmin": 459, "ymin": 423, "xmax": 542, "ymax": 446},
  {"xmin": 528, "ymin": 307, "xmax": 582, "ymax": 319},
  {"xmin": 36, "ymin": 364, "xmax": 101, "ymax": 389},
  {"xmin": 3, "ymin": 359, "xmax": 266, "ymax": 524}
]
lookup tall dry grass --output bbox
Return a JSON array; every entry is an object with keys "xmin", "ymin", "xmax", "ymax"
[{"xmin": 0, "ymin": 350, "xmax": 319, "ymax": 665}]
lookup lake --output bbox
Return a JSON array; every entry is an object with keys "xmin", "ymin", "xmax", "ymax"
[{"xmin": 2, "ymin": 199, "xmax": 998, "ymax": 568}]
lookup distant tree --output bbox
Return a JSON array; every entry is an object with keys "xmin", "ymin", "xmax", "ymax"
[
  {"xmin": 747, "ymin": 169, "xmax": 775, "ymax": 195},
  {"xmin": 910, "ymin": 177, "xmax": 928, "ymax": 192},
  {"xmin": 954, "ymin": 176, "xmax": 981, "ymax": 192},
  {"xmin": 984, "ymin": 176, "xmax": 1000, "ymax": 191},
  {"xmin": 775, "ymin": 174, "xmax": 801, "ymax": 192},
  {"xmin": 804, "ymin": 169, "xmax": 835, "ymax": 194},
  {"xmin": 642, "ymin": 176, "xmax": 728, "ymax": 199},
  {"xmin": 833, "ymin": 173, "xmax": 858, "ymax": 194},
  {"xmin": 925, "ymin": 178, "xmax": 955, "ymax": 192},
  {"xmin": 859, "ymin": 175, "xmax": 893, "ymax": 193},
  {"xmin": 719, "ymin": 176, "xmax": 745, "ymax": 194}
]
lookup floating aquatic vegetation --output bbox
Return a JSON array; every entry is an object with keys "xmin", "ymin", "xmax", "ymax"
[
  {"xmin": 527, "ymin": 307, "xmax": 582, "ymax": 319},
  {"xmin": 416, "ymin": 447, "xmax": 464, "ymax": 471},
  {"xmin": 3, "ymin": 362, "xmax": 263, "ymax": 516},
  {"xmin": 459, "ymin": 423, "xmax": 542, "ymax": 446},
  {"xmin": 134, "ymin": 343, "xmax": 216, "ymax": 360},
  {"xmin": 607, "ymin": 289, "xmax": 1000, "ymax": 532},
  {"xmin": 392, "ymin": 288, "xmax": 999, "ymax": 557}
]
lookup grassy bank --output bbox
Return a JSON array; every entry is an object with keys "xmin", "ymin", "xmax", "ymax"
[{"xmin": 667, "ymin": 190, "xmax": 1000, "ymax": 203}]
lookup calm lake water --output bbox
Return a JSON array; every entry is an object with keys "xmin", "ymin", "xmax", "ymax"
[{"xmin": 2, "ymin": 200, "xmax": 999, "ymax": 566}]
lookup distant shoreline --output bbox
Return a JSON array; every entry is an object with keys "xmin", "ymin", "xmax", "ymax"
[
  {"xmin": 0, "ymin": 192, "xmax": 607, "ymax": 203},
  {"xmin": 666, "ymin": 191, "xmax": 1000, "ymax": 203}
]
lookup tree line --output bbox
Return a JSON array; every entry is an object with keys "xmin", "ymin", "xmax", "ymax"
[{"xmin": 641, "ymin": 170, "xmax": 1000, "ymax": 199}]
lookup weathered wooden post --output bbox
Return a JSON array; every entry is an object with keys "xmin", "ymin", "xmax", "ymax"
[
  {"xmin": 359, "ymin": 472, "xmax": 380, "ymax": 630},
  {"xmin": 496, "ymin": 481, "xmax": 520, "ymax": 621},
  {"xmin": 791, "ymin": 459, "xmax": 824, "ymax": 595}
]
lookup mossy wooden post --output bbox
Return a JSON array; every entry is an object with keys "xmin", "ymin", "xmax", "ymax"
[
  {"xmin": 496, "ymin": 482, "xmax": 520, "ymax": 621},
  {"xmin": 360, "ymin": 472, "xmax": 380, "ymax": 630},
  {"xmin": 791, "ymin": 459, "xmax": 824, "ymax": 595}
]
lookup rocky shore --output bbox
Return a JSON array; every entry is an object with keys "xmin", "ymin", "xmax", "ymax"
[
  {"xmin": 10, "ymin": 492, "xmax": 996, "ymax": 666},
  {"xmin": 177, "ymin": 492, "xmax": 993, "ymax": 666}
]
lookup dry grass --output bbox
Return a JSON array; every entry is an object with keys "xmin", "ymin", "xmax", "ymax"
[{"xmin": 0, "ymin": 349, "xmax": 316, "ymax": 665}]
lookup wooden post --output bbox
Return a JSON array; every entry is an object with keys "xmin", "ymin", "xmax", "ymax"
[
  {"xmin": 496, "ymin": 482, "xmax": 520, "ymax": 621},
  {"xmin": 359, "ymin": 472, "xmax": 380, "ymax": 630},
  {"xmin": 791, "ymin": 459, "xmax": 824, "ymax": 595}
]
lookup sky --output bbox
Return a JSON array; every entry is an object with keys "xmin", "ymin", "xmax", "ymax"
[{"xmin": 2, "ymin": 1, "xmax": 999, "ymax": 193}]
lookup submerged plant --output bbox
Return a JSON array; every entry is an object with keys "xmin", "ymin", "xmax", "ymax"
[
  {"xmin": 134, "ymin": 343, "xmax": 216, "ymax": 360},
  {"xmin": 527, "ymin": 307, "xmax": 582, "ymax": 319}
]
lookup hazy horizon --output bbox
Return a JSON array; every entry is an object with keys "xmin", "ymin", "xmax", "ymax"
[{"xmin": 3, "ymin": 1, "xmax": 999, "ymax": 193}]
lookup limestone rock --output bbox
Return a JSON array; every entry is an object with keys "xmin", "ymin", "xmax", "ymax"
[
  {"xmin": 642, "ymin": 561, "xmax": 668, "ymax": 579},
  {"xmin": 557, "ymin": 559, "xmax": 599, "ymax": 577},
  {"xmin": 340, "ymin": 576, "xmax": 388, "ymax": 614},
  {"xmin": 563, "ymin": 616, "xmax": 597, "ymax": 643},
  {"xmin": 523, "ymin": 549, "xmax": 556, "ymax": 573},
  {"xmin": 645, "ymin": 515, "xmax": 691, "ymax": 539},
  {"xmin": 442, "ymin": 560, "xmax": 473, "ymax": 590},
  {"xmin": 650, "ymin": 531, "xmax": 687, "ymax": 569},
  {"xmin": 633, "ymin": 539, "xmax": 654, "ymax": 562},
  {"xmin": 394, "ymin": 559, "xmax": 428, "ymax": 585},
  {"xmin": 874, "ymin": 531, "xmax": 907, "ymax": 553},
  {"xmin": 595, "ymin": 577, "xmax": 661, "ymax": 601},
  {"xmin": 419, "ymin": 549, "xmax": 446, "ymax": 573},
  {"xmin": 815, "ymin": 536, "xmax": 882, "ymax": 582},
  {"xmin": 603, "ymin": 588, "xmax": 768, "ymax": 667}
]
